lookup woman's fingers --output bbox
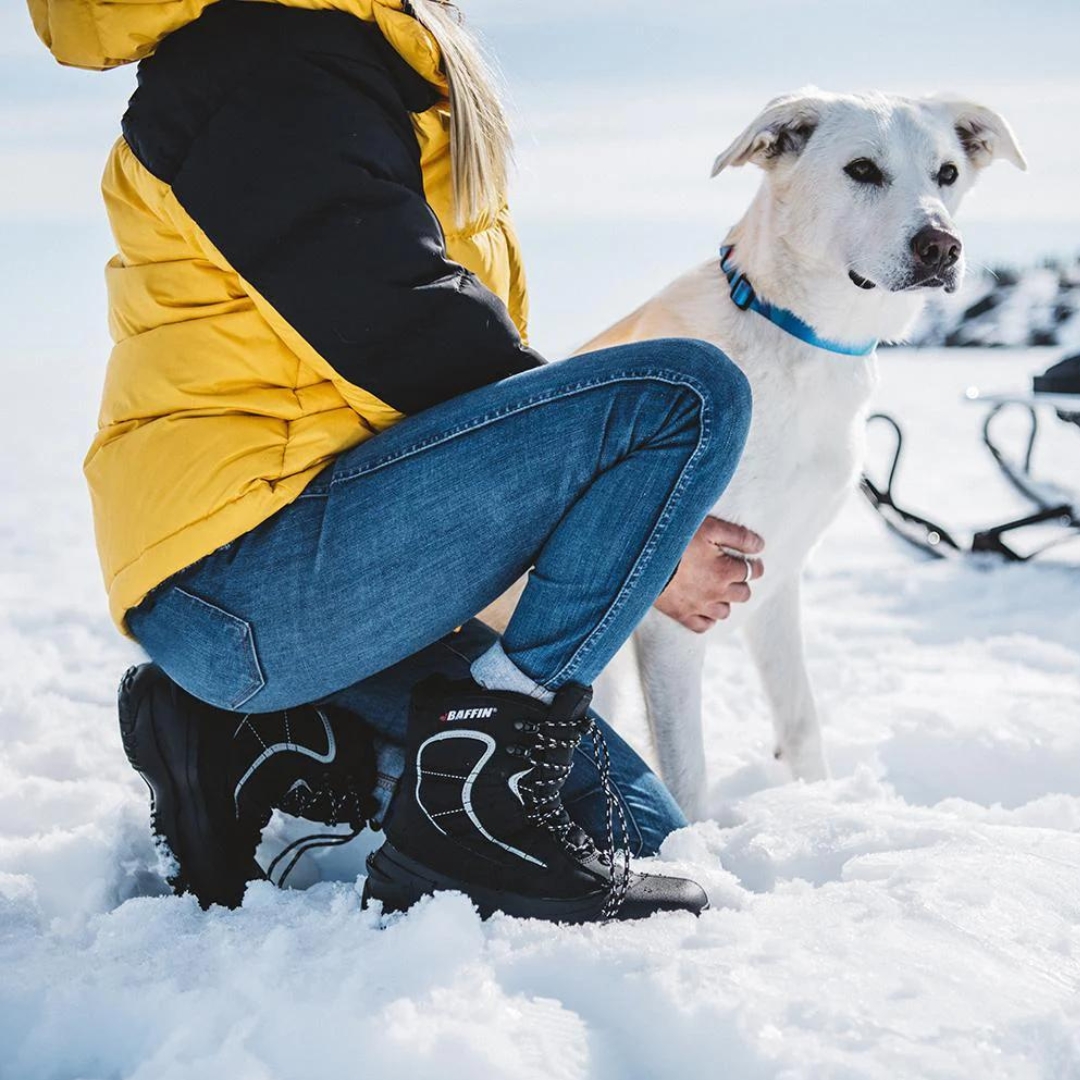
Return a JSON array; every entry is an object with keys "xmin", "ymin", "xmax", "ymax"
[
  {"xmin": 721, "ymin": 581, "xmax": 751, "ymax": 604},
  {"xmin": 706, "ymin": 601, "xmax": 732, "ymax": 622},
  {"xmin": 720, "ymin": 553, "xmax": 764, "ymax": 584},
  {"xmin": 700, "ymin": 516, "xmax": 765, "ymax": 556},
  {"xmin": 653, "ymin": 517, "xmax": 767, "ymax": 631}
]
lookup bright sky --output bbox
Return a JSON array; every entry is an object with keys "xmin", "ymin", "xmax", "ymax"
[{"xmin": 1, "ymin": 0, "xmax": 1077, "ymax": 360}]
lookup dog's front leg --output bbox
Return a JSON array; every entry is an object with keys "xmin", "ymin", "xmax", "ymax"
[
  {"xmin": 634, "ymin": 608, "xmax": 710, "ymax": 820},
  {"xmin": 741, "ymin": 575, "xmax": 829, "ymax": 781}
]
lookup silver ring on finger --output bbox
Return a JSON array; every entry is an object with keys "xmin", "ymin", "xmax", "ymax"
[{"xmin": 741, "ymin": 556, "xmax": 753, "ymax": 584}]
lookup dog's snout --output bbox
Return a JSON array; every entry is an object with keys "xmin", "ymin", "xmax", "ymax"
[{"xmin": 910, "ymin": 225, "xmax": 962, "ymax": 276}]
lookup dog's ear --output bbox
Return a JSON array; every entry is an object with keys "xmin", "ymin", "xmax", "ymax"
[
  {"xmin": 933, "ymin": 98, "xmax": 1027, "ymax": 171},
  {"xmin": 711, "ymin": 93, "xmax": 824, "ymax": 177}
]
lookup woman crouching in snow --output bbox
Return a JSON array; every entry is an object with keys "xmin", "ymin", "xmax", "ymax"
[{"xmin": 31, "ymin": 0, "xmax": 763, "ymax": 921}]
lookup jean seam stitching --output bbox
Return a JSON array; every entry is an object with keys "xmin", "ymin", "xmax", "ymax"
[
  {"xmin": 541, "ymin": 381, "xmax": 715, "ymax": 687},
  {"xmin": 229, "ymin": 628, "xmax": 265, "ymax": 708},
  {"xmin": 326, "ymin": 371, "xmax": 715, "ymax": 488},
  {"xmin": 173, "ymin": 587, "xmax": 266, "ymax": 708}
]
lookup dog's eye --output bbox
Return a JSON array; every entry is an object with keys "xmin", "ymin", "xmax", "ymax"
[
  {"xmin": 844, "ymin": 158, "xmax": 884, "ymax": 186},
  {"xmin": 937, "ymin": 162, "xmax": 959, "ymax": 187}
]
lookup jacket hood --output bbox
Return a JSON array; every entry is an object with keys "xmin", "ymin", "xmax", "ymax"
[{"xmin": 27, "ymin": 0, "xmax": 447, "ymax": 89}]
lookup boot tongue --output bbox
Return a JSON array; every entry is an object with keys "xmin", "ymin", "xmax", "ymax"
[
  {"xmin": 517, "ymin": 683, "xmax": 596, "ymax": 854},
  {"xmin": 540, "ymin": 684, "xmax": 633, "ymax": 904},
  {"xmin": 550, "ymin": 683, "xmax": 593, "ymax": 724}
]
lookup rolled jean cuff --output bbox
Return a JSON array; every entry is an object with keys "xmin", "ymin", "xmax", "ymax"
[{"xmin": 471, "ymin": 639, "xmax": 556, "ymax": 700}]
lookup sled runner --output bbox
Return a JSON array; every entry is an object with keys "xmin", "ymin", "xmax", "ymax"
[{"xmin": 860, "ymin": 354, "xmax": 1080, "ymax": 562}]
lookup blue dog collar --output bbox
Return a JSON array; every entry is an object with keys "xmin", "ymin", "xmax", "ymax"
[{"xmin": 719, "ymin": 244, "xmax": 878, "ymax": 358}]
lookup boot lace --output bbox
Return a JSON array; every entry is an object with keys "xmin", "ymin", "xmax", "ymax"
[
  {"xmin": 263, "ymin": 774, "xmax": 376, "ymax": 888},
  {"xmin": 518, "ymin": 714, "xmax": 632, "ymax": 920}
]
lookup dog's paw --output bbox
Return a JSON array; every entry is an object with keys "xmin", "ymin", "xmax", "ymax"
[{"xmin": 773, "ymin": 740, "xmax": 830, "ymax": 783}]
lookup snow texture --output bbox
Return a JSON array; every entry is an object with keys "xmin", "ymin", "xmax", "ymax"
[{"xmin": 1, "ymin": 349, "xmax": 1078, "ymax": 1080}]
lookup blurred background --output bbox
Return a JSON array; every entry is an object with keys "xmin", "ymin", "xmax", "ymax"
[{"xmin": 2, "ymin": 0, "xmax": 1078, "ymax": 363}]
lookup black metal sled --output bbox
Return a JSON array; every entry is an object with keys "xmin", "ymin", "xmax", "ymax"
[{"xmin": 860, "ymin": 353, "xmax": 1080, "ymax": 562}]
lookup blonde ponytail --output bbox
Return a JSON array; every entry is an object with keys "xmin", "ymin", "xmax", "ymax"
[{"xmin": 408, "ymin": 0, "xmax": 512, "ymax": 227}]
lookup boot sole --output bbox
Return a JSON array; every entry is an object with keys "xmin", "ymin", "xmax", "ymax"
[
  {"xmin": 362, "ymin": 841, "xmax": 636, "ymax": 924},
  {"xmin": 118, "ymin": 666, "xmax": 258, "ymax": 908}
]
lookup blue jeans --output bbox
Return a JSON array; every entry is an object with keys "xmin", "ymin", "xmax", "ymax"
[{"xmin": 128, "ymin": 339, "xmax": 752, "ymax": 854}]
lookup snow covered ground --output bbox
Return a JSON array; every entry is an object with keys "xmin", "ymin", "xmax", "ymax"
[{"xmin": 1, "ymin": 348, "xmax": 1078, "ymax": 1080}]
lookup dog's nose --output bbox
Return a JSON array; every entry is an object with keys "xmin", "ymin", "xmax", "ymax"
[{"xmin": 910, "ymin": 225, "xmax": 962, "ymax": 276}]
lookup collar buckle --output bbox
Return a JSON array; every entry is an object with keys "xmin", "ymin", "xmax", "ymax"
[
  {"xmin": 719, "ymin": 244, "xmax": 756, "ymax": 310},
  {"xmin": 730, "ymin": 273, "xmax": 756, "ymax": 311}
]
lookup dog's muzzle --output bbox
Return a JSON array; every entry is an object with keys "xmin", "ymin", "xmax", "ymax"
[
  {"xmin": 850, "ymin": 224, "xmax": 964, "ymax": 294},
  {"xmin": 906, "ymin": 224, "xmax": 963, "ymax": 292}
]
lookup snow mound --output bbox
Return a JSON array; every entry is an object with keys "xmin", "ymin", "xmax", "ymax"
[{"xmin": 1, "ymin": 350, "xmax": 1079, "ymax": 1079}]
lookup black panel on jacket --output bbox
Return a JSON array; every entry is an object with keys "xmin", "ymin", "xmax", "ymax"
[{"xmin": 121, "ymin": 1, "xmax": 543, "ymax": 415}]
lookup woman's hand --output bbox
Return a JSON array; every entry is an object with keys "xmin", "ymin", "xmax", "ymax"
[{"xmin": 654, "ymin": 517, "xmax": 765, "ymax": 633}]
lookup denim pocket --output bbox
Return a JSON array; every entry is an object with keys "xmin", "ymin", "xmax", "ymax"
[{"xmin": 131, "ymin": 585, "xmax": 266, "ymax": 711}]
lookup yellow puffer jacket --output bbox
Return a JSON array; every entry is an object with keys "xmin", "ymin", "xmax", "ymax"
[{"xmin": 28, "ymin": 0, "xmax": 537, "ymax": 633}]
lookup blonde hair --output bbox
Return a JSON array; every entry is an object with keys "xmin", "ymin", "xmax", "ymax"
[{"xmin": 408, "ymin": 0, "xmax": 512, "ymax": 227}]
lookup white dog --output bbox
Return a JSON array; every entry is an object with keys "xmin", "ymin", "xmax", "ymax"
[{"xmin": 488, "ymin": 89, "xmax": 1025, "ymax": 819}]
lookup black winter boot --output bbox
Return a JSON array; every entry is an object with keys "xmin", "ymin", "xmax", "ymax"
[
  {"xmin": 362, "ymin": 675, "xmax": 708, "ymax": 922},
  {"xmin": 118, "ymin": 663, "xmax": 379, "ymax": 908}
]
